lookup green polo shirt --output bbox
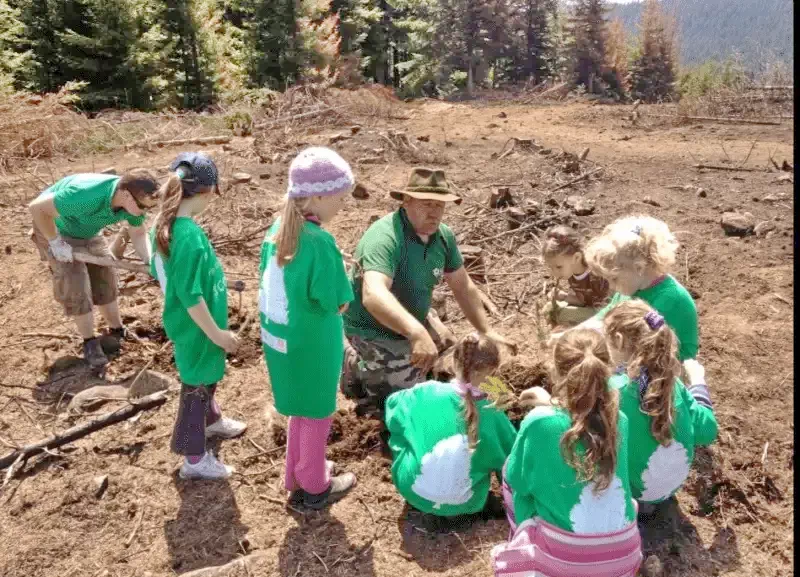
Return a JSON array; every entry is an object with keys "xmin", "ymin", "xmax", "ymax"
[
  {"xmin": 344, "ymin": 209, "xmax": 463, "ymax": 341},
  {"xmin": 44, "ymin": 174, "xmax": 145, "ymax": 239}
]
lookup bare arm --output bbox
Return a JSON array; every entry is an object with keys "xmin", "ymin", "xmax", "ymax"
[
  {"xmin": 445, "ymin": 266, "xmax": 490, "ymax": 333},
  {"xmin": 28, "ymin": 194, "xmax": 60, "ymax": 241},
  {"xmin": 362, "ymin": 270, "xmax": 427, "ymax": 340},
  {"xmin": 187, "ymin": 298, "xmax": 239, "ymax": 354},
  {"xmin": 128, "ymin": 225, "xmax": 150, "ymax": 264}
]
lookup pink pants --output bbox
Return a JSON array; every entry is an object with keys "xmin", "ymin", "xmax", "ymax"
[{"xmin": 284, "ymin": 416, "xmax": 333, "ymax": 495}]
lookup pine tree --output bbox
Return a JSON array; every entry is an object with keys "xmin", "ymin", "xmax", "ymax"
[
  {"xmin": 627, "ymin": 0, "xmax": 677, "ymax": 102},
  {"xmin": 566, "ymin": 0, "xmax": 608, "ymax": 93},
  {"xmin": 0, "ymin": 0, "xmax": 32, "ymax": 95},
  {"xmin": 15, "ymin": 0, "xmax": 61, "ymax": 92},
  {"xmin": 604, "ymin": 17, "xmax": 628, "ymax": 97},
  {"xmin": 296, "ymin": 0, "xmax": 342, "ymax": 82}
]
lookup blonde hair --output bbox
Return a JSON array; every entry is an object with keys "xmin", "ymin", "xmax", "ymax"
[
  {"xmin": 154, "ymin": 174, "xmax": 183, "ymax": 258},
  {"xmin": 542, "ymin": 225, "xmax": 586, "ymax": 260},
  {"xmin": 604, "ymin": 300, "xmax": 680, "ymax": 445},
  {"xmin": 551, "ymin": 329, "xmax": 618, "ymax": 492},
  {"xmin": 452, "ymin": 333, "xmax": 501, "ymax": 450},
  {"xmin": 584, "ymin": 215, "xmax": 679, "ymax": 281},
  {"xmin": 272, "ymin": 197, "xmax": 313, "ymax": 266}
]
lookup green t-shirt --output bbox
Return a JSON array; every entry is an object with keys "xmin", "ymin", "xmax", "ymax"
[
  {"xmin": 344, "ymin": 209, "xmax": 464, "ymax": 341},
  {"xmin": 385, "ymin": 381, "xmax": 518, "ymax": 516},
  {"xmin": 595, "ymin": 275, "xmax": 698, "ymax": 361},
  {"xmin": 506, "ymin": 406, "xmax": 637, "ymax": 534},
  {"xmin": 149, "ymin": 218, "xmax": 228, "ymax": 386},
  {"xmin": 45, "ymin": 174, "xmax": 145, "ymax": 239},
  {"xmin": 609, "ymin": 373, "xmax": 718, "ymax": 503},
  {"xmin": 259, "ymin": 219, "xmax": 354, "ymax": 419}
]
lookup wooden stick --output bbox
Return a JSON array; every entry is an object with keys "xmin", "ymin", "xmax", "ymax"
[
  {"xmin": 0, "ymin": 391, "xmax": 168, "ymax": 470},
  {"xmin": 645, "ymin": 113, "xmax": 783, "ymax": 126},
  {"xmin": 549, "ymin": 167, "xmax": 604, "ymax": 194},
  {"xmin": 253, "ymin": 105, "xmax": 349, "ymax": 129},
  {"xmin": 134, "ymin": 135, "xmax": 232, "ymax": 148},
  {"xmin": 72, "ymin": 252, "xmax": 246, "ymax": 292},
  {"xmin": 693, "ymin": 164, "xmax": 766, "ymax": 173}
]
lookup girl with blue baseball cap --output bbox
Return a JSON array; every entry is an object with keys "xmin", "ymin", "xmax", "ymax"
[{"xmin": 150, "ymin": 152, "xmax": 247, "ymax": 480}]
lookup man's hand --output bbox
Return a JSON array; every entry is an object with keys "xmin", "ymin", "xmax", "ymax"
[
  {"xmin": 48, "ymin": 236, "xmax": 73, "ymax": 263},
  {"xmin": 483, "ymin": 329, "xmax": 518, "ymax": 356},
  {"xmin": 409, "ymin": 326, "xmax": 438, "ymax": 371},
  {"xmin": 519, "ymin": 386, "xmax": 552, "ymax": 408}
]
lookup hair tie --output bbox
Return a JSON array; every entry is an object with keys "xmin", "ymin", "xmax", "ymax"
[
  {"xmin": 632, "ymin": 224, "xmax": 643, "ymax": 236},
  {"xmin": 644, "ymin": 310, "xmax": 665, "ymax": 330}
]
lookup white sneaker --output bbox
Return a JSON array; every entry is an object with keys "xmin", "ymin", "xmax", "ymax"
[
  {"xmin": 206, "ymin": 417, "xmax": 247, "ymax": 439},
  {"xmin": 179, "ymin": 453, "xmax": 234, "ymax": 480}
]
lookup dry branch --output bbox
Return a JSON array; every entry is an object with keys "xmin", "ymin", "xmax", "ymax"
[
  {"xmin": 0, "ymin": 391, "xmax": 168, "ymax": 470},
  {"xmin": 693, "ymin": 164, "xmax": 766, "ymax": 173},
  {"xmin": 72, "ymin": 252, "xmax": 246, "ymax": 291},
  {"xmin": 134, "ymin": 135, "xmax": 232, "ymax": 149},
  {"xmin": 549, "ymin": 167, "xmax": 604, "ymax": 194},
  {"xmin": 646, "ymin": 113, "xmax": 783, "ymax": 126}
]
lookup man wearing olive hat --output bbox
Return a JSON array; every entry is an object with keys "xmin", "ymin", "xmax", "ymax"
[{"xmin": 342, "ymin": 167, "xmax": 516, "ymax": 416}]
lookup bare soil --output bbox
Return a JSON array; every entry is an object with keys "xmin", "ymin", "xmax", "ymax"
[{"xmin": 0, "ymin": 97, "xmax": 793, "ymax": 577}]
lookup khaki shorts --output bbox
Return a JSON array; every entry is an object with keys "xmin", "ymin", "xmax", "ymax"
[{"xmin": 32, "ymin": 226, "xmax": 118, "ymax": 317}]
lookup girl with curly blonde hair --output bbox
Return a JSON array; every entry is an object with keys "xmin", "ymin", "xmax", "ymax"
[{"xmin": 571, "ymin": 215, "xmax": 698, "ymax": 361}]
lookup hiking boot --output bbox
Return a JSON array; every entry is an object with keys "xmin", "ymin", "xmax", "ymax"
[
  {"xmin": 290, "ymin": 473, "xmax": 357, "ymax": 510},
  {"xmin": 206, "ymin": 417, "xmax": 248, "ymax": 439},
  {"xmin": 83, "ymin": 337, "xmax": 109, "ymax": 368},
  {"xmin": 179, "ymin": 453, "xmax": 234, "ymax": 480}
]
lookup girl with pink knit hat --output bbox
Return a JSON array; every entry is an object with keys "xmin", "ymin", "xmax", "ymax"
[{"xmin": 258, "ymin": 147, "xmax": 357, "ymax": 510}]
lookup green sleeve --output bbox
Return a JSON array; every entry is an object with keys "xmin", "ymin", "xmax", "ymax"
[
  {"xmin": 483, "ymin": 408, "xmax": 518, "ymax": 473},
  {"xmin": 310, "ymin": 235, "xmax": 354, "ymax": 314},
  {"xmin": 441, "ymin": 224, "xmax": 464, "ymax": 273},
  {"xmin": 356, "ymin": 223, "xmax": 400, "ymax": 278},
  {"xmin": 125, "ymin": 213, "xmax": 146, "ymax": 227},
  {"xmin": 673, "ymin": 300, "xmax": 699, "ymax": 361},
  {"xmin": 52, "ymin": 179, "xmax": 102, "ymax": 219},
  {"xmin": 681, "ymin": 384, "xmax": 718, "ymax": 447},
  {"xmin": 505, "ymin": 421, "xmax": 538, "ymax": 523},
  {"xmin": 171, "ymin": 237, "xmax": 206, "ymax": 310},
  {"xmin": 594, "ymin": 292, "xmax": 628, "ymax": 320},
  {"xmin": 384, "ymin": 390, "xmax": 408, "ymax": 455}
]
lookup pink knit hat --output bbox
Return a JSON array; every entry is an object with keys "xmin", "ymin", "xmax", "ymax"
[{"xmin": 287, "ymin": 147, "xmax": 355, "ymax": 199}]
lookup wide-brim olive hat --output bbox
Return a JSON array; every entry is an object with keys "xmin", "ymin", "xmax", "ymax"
[{"xmin": 390, "ymin": 167, "xmax": 462, "ymax": 204}]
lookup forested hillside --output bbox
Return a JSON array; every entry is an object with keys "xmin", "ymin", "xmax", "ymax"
[{"xmin": 609, "ymin": 0, "xmax": 794, "ymax": 70}]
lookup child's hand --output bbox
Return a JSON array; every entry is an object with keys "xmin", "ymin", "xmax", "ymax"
[
  {"xmin": 682, "ymin": 359, "xmax": 706, "ymax": 386},
  {"xmin": 217, "ymin": 330, "xmax": 241, "ymax": 355},
  {"xmin": 338, "ymin": 302, "xmax": 349, "ymax": 314},
  {"xmin": 519, "ymin": 386, "xmax": 551, "ymax": 408}
]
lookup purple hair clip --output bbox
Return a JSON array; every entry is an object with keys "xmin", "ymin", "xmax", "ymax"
[{"xmin": 644, "ymin": 310, "xmax": 665, "ymax": 330}]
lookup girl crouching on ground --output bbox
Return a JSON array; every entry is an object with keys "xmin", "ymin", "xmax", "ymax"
[
  {"xmin": 541, "ymin": 225, "xmax": 610, "ymax": 326},
  {"xmin": 384, "ymin": 333, "xmax": 517, "ymax": 531},
  {"xmin": 259, "ymin": 147, "xmax": 356, "ymax": 510},
  {"xmin": 604, "ymin": 300, "xmax": 718, "ymax": 513},
  {"xmin": 151, "ymin": 152, "xmax": 247, "ymax": 480},
  {"xmin": 492, "ymin": 330, "xmax": 641, "ymax": 577}
]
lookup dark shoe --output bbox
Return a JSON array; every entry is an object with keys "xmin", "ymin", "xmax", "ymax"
[
  {"xmin": 108, "ymin": 326, "xmax": 127, "ymax": 342},
  {"xmin": 291, "ymin": 473, "xmax": 357, "ymax": 511},
  {"xmin": 83, "ymin": 337, "xmax": 109, "ymax": 368}
]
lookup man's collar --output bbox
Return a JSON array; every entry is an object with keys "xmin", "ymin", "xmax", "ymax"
[{"xmin": 398, "ymin": 207, "xmax": 440, "ymax": 246}]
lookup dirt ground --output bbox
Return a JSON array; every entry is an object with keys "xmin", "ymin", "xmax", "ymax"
[{"xmin": 0, "ymin": 96, "xmax": 794, "ymax": 577}]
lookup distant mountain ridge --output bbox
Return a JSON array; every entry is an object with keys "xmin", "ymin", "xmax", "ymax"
[{"xmin": 608, "ymin": 0, "xmax": 794, "ymax": 71}]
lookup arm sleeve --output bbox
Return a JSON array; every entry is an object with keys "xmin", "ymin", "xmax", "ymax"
[
  {"xmin": 594, "ymin": 292, "xmax": 626, "ymax": 319},
  {"xmin": 441, "ymin": 224, "xmax": 464, "ymax": 273},
  {"xmin": 125, "ymin": 213, "xmax": 146, "ymax": 227},
  {"xmin": 357, "ymin": 227, "xmax": 399, "ymax": 278},
  {"xmin": 682, "ymin": 384, "xmax": 718, "ymax": 447},
  {"xmin": 506, "ymin": 424, "xmax": 538, "ymax": 524},
  {"xmin": 309, "ymin": 236, "xmax": 355, "ymax": 314},
  {"xmin": 52, "ymin": 181, "xmax": 99, "ymax": 219},
  {"xmin": 676, "ymin": 301, "xmax": 699, "ymax": 361},
  {"xmin": 485, "ymin": 409, "xmax": 518, "ymax": 473},
  {"xmin": 384, "ymin": 391, "xmax": 408, "ymax": 454},
  {"xmin": 171, "ymin": 239, "xmax": 206, "ymax": 309}
]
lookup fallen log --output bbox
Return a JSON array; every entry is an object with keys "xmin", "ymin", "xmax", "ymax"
[
  {"xmin": 72, "ymin": 252, "xmax": 246, "ymax": 292},
  {"xmin": 0, "ymin": 391, "xmax": 168, "ymax": 470},
  {"xmin": 131, "ymin": 135, "xmax": 232, "ymax": 149},
  {"xmin": 646, "ymin": 113, "xmax": 783, "ymax": 126},
  {"xmin": 253, "ymin": 105, "xmax": 349, "ymax": 129},
  {"xmin": 693, "ymin": 164, "xmax": 766, "ymax": 173}
]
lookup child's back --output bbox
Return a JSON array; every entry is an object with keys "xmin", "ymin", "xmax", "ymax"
[{"xmin": 386, "ymin": 379, "xmax": 517, "ymax": 516}]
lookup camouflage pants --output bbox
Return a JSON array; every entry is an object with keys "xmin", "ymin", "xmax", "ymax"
[{"xmin": 340, "ymin": 336, "xmax": 425, "ymax": 418}]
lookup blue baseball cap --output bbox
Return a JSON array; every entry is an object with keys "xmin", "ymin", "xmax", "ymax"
[{"xmin": 169, "ymin": 152, "xmax": 219, "ymax": 196}]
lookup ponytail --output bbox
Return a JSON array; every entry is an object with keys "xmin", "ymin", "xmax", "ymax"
[
  {"xmin": 604, "ymin": 300, "xmax": 680, "ymax": 445},
  {"xmin": 154, "ymin": 174, "xmax": 183, "ymax": 258},
  {"xmin": 551, "ymin": 330, "xmax": 618, "ymax": 492},
  {"xmin": 453, "ymin": 332, "xmax": 501, "ymax": 450},
  {"xmin": 273, "ymin": 197, "xmax": 310, "ymax": 266}
]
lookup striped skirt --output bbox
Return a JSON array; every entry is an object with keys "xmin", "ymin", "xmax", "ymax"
[{"xmin": 493, "ymin": 471, "xmax": 642, "ymax": 577}]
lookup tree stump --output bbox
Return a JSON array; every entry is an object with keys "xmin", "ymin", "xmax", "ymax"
[
  {"xmin": 506, "ymin": 207, "xmax": 527, "ymax": 230},
  {"xmin": 489, "ymin": 187, "xmax": 515, "ymax": 209}
]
